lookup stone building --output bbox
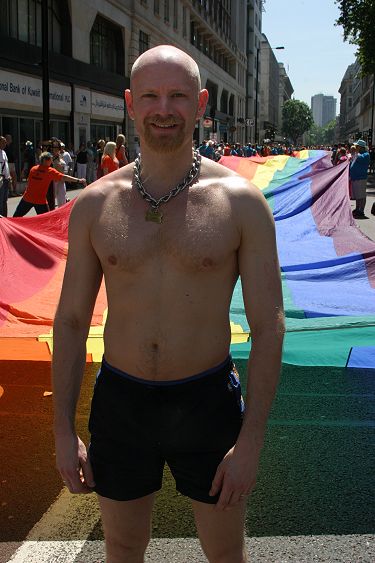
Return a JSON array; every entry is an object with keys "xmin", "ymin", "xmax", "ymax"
[
  {"xmin": 0, "ymin": 0, "xmax": 261, "ymax": 169},
  {"xmin": 338, "ymin": 60, "xmax": 374, "ymax": 146}
]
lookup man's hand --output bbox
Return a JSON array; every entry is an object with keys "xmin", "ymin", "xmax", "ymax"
[
  {"xmin": 209, "ymin": 445, "xmax": 260, "ymax": 511},
  {"xmin": 55, "ymin": 433, "xmax": 95, "ymax": 494}
]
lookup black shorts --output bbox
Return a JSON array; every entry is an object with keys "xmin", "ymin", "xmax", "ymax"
[{"xmin": 88, "ymin": 356, "xmax": 244, "ymax": 504}]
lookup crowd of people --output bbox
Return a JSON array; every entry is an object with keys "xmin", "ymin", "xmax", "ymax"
[
  {"xmin": 0, "ymin": 134, "xmax": 130, "ymax": 217},
  {"xmin": 1, "ymin": 132, "xmax": 374, "ymax": 219},
  {"xmin": 197, "ymin": 140, "xmax": 298, "ymax": 160}
]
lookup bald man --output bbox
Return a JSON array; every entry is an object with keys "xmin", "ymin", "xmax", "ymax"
[{"xmin": 53, "ymin": 45, "xmax": 284, "ymax": 563}]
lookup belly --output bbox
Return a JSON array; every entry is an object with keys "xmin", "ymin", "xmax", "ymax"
[{"xmin": 102, "ymin": 288, "xmax": 233, "ymax": 380}]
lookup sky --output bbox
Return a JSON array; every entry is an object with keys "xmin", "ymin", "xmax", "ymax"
[{"xmin": 262, "ymin": 0, "xmax": 358, "ymax": 111}]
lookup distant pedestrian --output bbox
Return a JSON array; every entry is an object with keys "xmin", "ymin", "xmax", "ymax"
[
  {"xmin": 101, "ymin": 142, "xmax": 119, "ymax": 176},
  {"xmin": 13, "ymin": 152, "xmax": 86, "ymax": 217},
  {"xmin": 76, "ymin": 143, "xmax": 88, "ymax": 180},
  {"xmin": 51, "ymin": 140, "xmax": 68, "ymax": 207},
  {"xmin": 60, "ymin": 143, "xmax": 73, "ymax": 175},
  {"xmin": 21, "ymin": 141, "xmax": 35, "ymax": 180},
  {"xmin": 0, "ymin": 136, "xmax": 11, "ymax": 216},
  {"xmin": 86, "ymin": 141, "xmax": 96, "ymax": 184},
  {"xmin": 350, "ymin": 139, "xmax": 370, "ymax": 219},
  {"xmin": 96, "ymin": 139, "xmax": 105, "ymax": 179},
  {"xmin": 4, "ymin": 134, "xmax": 17, "ymax": 196},
  {"xmin": 115, "ymin": 134, "xmax": 129, "ymax": 167},
  {"xmin": 336, "ymin": 147, "xmax": 348, "ymax": 164}
]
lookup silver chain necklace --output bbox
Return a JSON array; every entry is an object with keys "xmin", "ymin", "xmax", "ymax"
[{"xmin": 133, "ymin": 150, "xmax": 201, "ymax": 223}]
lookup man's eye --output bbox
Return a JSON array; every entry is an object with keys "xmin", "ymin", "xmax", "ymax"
[
  {"xmin": 172, "ymin": 93, "xmax": 185, "ymax": 97},
  {"xmin": 142, "ymin": 93, "xmax": 157, "ymax": 98}
]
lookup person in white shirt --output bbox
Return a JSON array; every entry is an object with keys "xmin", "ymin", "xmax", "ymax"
[
  {"xmin": 61, "ymin": 143, "xmax": 73, "ymax": 175},
  {"xmin": 0, "ymin": 136, "xmax": 11, "ymax": 216}
]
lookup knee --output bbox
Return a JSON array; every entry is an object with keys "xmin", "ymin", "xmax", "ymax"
[{"xmin": 105, "ymin": 533, "xmax": 149, "ymax": 563}]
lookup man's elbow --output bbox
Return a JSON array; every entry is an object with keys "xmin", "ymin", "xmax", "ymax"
[{"xmin": 53, "ymin": 313, "xmax": 89, "ymax": 334}]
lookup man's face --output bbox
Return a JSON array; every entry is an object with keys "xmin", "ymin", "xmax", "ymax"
[
  {"xmin": 5, "ymin": 135, "xmax": 12, "ymax": 145},
  {"xmin": 0, "ymin": 137, "xmax": 6, "ymax": 150},
  {"xmin": 125, "ymin": 61, "xmax": 207, "ymax": 154},
  {"xmin": 41, "ymin": 158, "xmax": 52, "ymax": 167}
]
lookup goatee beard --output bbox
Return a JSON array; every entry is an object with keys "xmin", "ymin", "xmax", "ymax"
[{"xmin": 143, "ymin": 119, "xmax": 186, "ymax": 154}]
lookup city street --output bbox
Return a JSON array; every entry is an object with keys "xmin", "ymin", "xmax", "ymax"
[
  {"xmin": 6, "ymin": 177, "xmax": 375, "ymax": 243},
  {"xmin": 0, "ymin": 360, "xmax": 374, "ymax": 562},
  {"xmin": 1, "ymin": 174, "xmax": 375, "ymax": 561}
]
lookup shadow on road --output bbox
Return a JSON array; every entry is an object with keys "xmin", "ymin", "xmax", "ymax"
[{"xmin": 1, "ymin": 361, "xmax": 374, "ymax": 543}]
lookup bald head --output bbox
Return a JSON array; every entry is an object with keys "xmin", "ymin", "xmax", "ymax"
[{"xmin": 130, "ymin": 45, "xmax": 201, "ymax": 92}]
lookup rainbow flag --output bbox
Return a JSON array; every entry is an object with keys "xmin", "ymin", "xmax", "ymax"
[
  {"xmin": 224, "ymin": 151, "xmax": 375, "ymax": 368},
  {"xmin": 0, "ymin": 201, "xmax": 107, "ymax": 360},
  {"xmin": 0, "ymin": 151, "xmax": 374, "ymax": 367}
]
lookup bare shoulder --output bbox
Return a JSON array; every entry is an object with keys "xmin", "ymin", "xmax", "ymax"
[
  {"xmin": 70, "ymin": 164, "xmax": 133, "ymax": 226},
  {"xmin": 201, "ymin": 157, "xmax": 272, "ymax": 225}
]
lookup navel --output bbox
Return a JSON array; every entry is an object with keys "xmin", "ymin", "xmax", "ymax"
[
  {"xmin": 108, "ymin": 255, "xmax": 118, "ymax": 265},
  {"xmin": 202, "ymin": 257, "xmax": 214, "ymax": 268}
]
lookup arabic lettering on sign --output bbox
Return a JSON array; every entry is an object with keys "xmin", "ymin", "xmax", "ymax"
[{"xmin": 91, "ymin": 91, "xmax": 124, "ymax": 120}]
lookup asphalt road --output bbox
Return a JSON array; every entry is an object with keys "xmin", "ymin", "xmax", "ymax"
[{"xmin": 1, "ymin": 361, "xmax": 374, "ymax": 562}]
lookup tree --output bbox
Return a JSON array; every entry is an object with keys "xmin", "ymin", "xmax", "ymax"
[
  {"xmin": 323, "ymin": 119, "xmax": 337, "ymax": 145},
  {"xmin": 335, "ymin": 0, "xmax": 375, "ymax": 75},
  {"xmin": 282, "ymin": 100, "xmax": 314, "ymax": 145}
]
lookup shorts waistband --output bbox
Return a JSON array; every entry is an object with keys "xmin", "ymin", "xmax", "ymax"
[{"xmin": 101, "ymin": 355, "xmax": 232, "ymax": 386}]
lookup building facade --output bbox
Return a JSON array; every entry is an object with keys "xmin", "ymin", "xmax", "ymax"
[
  {"xmin": 0, "ymin": 0, "xmax": 129, "ymax": 174},
  {"xmin": 245, "ymin": 0, "xmax": 264, "ymax": 142},
  {"xmin": 258, "ymin": 34, "xmax": 279, "ymax": 143},
  {"xmin": 0, "ymin": 0, "xmax": 253, "ymax": 173},
  {"xmin": 277, "ymin": 62, "xmax": 293, "ymax": 141},
  {"xmin": 338, "ymin": 60, "xmax": 374, "ymax": 146},
  {"xmin": 311, "ymin": 93, "xmax": 337, "ymax": 127}
]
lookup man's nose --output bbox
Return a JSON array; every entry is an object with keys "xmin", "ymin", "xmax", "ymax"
[{"xmin": 154, "ymin": 96, "xmax": 172, "ymax": 115}]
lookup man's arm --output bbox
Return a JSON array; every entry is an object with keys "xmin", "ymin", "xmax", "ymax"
[
  {"xmin": 62, "ymin": 174, "xmax": 86, "ymax": 186},
  {"xmin": 210, "ymin": 184, "xmax": 285, "ymax": 510},
  {"xmin": 52, "ymin": 194, "xmax": 103, "ymax": 493}
]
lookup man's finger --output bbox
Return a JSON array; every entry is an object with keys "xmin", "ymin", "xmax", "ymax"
[
  {"xmin": 81, "ymin": 456, "xmax": 96, "ymax": 488},
  {"xmin": 209, "ymin": 465, "xmax": 224, "ymax": 496},
  {"xmin": 215, "ymin": 483, "xmax": 233, "ymax": 511}
]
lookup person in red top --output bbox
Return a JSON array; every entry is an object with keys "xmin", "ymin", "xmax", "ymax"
[
  {"xmin": 101, "ymin": 142, "xmax": 119, "ymax": 176},
  {"xmin": 115, "ymin": 134, "xmax": 129, "ymax": 167},
  {"xmin": 13, "ymin": 152, "xmax": 86, "ymax": 217}
]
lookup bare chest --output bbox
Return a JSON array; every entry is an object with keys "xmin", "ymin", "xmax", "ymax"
[{"xmin": 91, "ymin": 190, "xmax": 239, "ymax": 273}]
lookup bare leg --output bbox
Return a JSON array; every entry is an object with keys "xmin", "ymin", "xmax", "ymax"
[
  {"xmin": 192, "ymin": 499, "xmax": 248, "ymax": 563},
  {"xmin": 98, "ymin": 492, "xmax": 155, "ymax": 563}
]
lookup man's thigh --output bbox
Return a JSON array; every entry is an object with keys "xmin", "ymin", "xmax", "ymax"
[
  {"xmin": 98, "ymin": 492, "xmax": 155, "ymax": 548},
  {"xmin": 192, "ymin": 499, "xmax": 247, "ymax": 563}
]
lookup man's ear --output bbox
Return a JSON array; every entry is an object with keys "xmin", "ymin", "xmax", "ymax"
[
  {"xmin": 196, "ymin": 89, "xmax": 209, "ymax": 120},
  {"xmin": 124, "ymin": 89, "xmax": 134, "ymax": 120}
]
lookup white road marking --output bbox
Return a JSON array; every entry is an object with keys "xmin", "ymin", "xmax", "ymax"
[
  {"xmin": 6, "ymin": 488, "xmax": 100, "ymax": 562},
  {"xmin": 2, "ymin": 487, "xmax": 374, "ymax": 561}
]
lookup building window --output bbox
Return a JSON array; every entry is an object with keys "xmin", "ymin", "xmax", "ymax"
[
  {"xmin": 164, "ymin": 0, "xmax": 170, "ymax": 23},
  {"xmin": 90, "ymin": 15, "xmax": 124, "ymax": 75},
  {"xmin": 154, "ymin": 0, "xmax": 160, "ymax": 15},
  {"xmin": 0, "ymin": 0, "xmax": 71, "ymax": 55},
  {"xmin": 139, "ymin": 30, "xmax": 150, "ymax": 54},
  {"xmin": 173, "ymin": 0, "xmax": 178, "ymax": 29}
]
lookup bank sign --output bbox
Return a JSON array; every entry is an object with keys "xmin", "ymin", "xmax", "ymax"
[{"xmin": 0, "ymin": 70, "xmax": 71, "ymax": 113}]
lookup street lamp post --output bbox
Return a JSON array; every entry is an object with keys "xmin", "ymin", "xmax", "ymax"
[
  {"xmin": 254, "ymin": 45, "xmax": 284, "ymax": 145},
  {"xmin": 41, "ymin": 0, "xmax": 50, "ymax": 141}
]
